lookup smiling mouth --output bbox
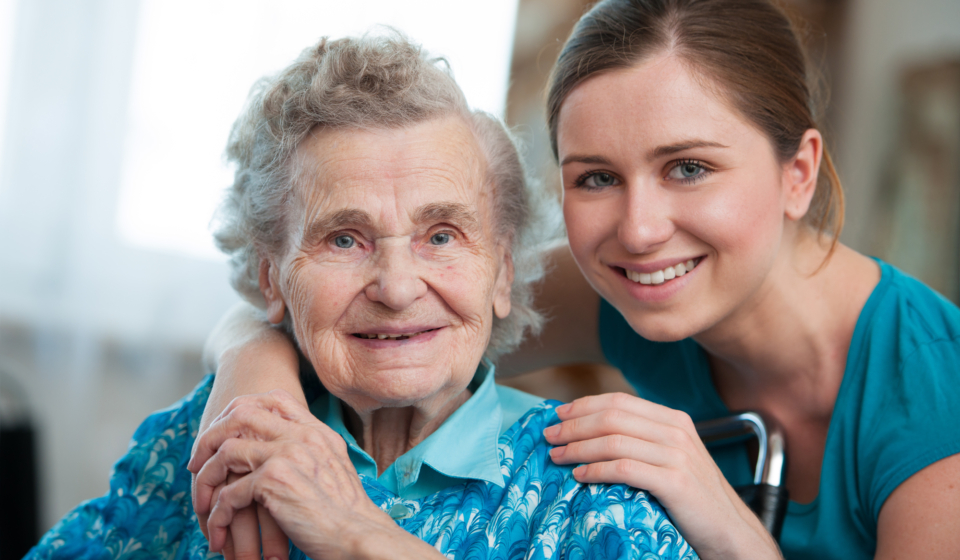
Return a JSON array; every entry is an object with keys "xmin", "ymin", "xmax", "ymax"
[
  {"xmin": 620, "ymin": 257, "xmax": 703, "ymax": 285},
  {"xmin": 352, "ymin": 328, "xmax": 440, "ymax": 341}
]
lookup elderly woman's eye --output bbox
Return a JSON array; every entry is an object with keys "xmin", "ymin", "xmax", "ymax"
[
  {"xmin": 333, "ymin": 235, "xmax": 355, "ymax": 249},
  {"xmin": 430, "ymin": 232, "xmax": 452, "ymax": 246}
]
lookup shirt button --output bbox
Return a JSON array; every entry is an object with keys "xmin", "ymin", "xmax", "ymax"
[{"xmin": 388, "ymin": 503, "xmax": 413, "ymax": 521}]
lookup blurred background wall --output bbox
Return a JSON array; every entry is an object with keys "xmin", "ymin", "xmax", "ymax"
[{"xmin": 0, "ymin": 0, "xmax": 958, "ymax": 553}]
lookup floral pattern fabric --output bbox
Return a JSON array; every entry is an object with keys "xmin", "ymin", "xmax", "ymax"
[{"xmin": 28, "ymin": 376, "xmax": 698, "ymax": 560}]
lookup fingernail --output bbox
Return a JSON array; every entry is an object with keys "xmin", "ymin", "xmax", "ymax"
[
  {"xmin": 549, "ymin": 446, "xmax": 565, "ymax": 460},
  {"xmin": 543, "ymin": 425, "xmax": 560, "ymax": 438},
  {"xmin": 556, "ymin": 403, "xmax": 570, "ymax": 415},
  {"xmin": 573, "ymin": 465, "xmax": 585, "ymax": 478}
]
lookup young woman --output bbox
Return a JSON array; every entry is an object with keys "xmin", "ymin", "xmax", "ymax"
[{"xmin": 194, "ymin": 1, "xmax": 960, "ymax": 558}]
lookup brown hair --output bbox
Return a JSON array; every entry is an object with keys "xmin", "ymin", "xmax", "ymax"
[{"xmin": 546, "ymin": 0, "xmax": 844, "ymax": 251}]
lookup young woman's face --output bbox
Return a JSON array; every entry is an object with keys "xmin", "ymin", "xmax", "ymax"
[{"xmin": 557, "ymin": 55, "xmax": 792, "ymax": 341}]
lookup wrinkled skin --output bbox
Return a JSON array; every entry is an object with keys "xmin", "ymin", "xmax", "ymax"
[{"xmin": 190, "ymin": 115, "xmax": 514, "ymax": 559}]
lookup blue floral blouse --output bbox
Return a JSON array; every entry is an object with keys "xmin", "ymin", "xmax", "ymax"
[{"xmin": 27, "ymin": 376, "xmax": 698, "ymax": 559}]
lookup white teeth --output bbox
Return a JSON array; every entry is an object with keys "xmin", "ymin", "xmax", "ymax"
[
  {"xmin": 360, "ymin": 330, "xmax": 427, "ymax": 340},
  {"xmin": 625, "ymin": 258, "xmax": 699, "ymax": 286}
]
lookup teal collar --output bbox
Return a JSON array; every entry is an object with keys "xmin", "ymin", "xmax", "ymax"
[{"xmin": 308, "ymin": 360, "xmax": 506, "ymax": 499}]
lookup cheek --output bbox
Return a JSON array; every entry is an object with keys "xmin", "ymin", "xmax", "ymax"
[
  {"xmin": 692, "ymin": 176, "xmax": 785, "ymax": 263},
  {"xmin": 282, "ymin": 262, "xmax": 359, "ymax": 330},
  {"xmin": 563, "ymin": 194, "xmax": 616, "ymax": 264}
]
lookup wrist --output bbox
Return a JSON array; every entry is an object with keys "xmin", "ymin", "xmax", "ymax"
[{"xmin": 341, "ymin": 511, "xmax": 441, "ymax": 560}]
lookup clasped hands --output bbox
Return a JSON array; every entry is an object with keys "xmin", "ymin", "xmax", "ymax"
[{"xmin": 188, "ymin": 390, "xmax": 438, "ymax": 560}]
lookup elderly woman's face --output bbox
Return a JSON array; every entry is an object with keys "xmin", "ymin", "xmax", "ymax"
[{"xmin": 259, "ymin": 116, "xmax": 512, "ymax": 414}]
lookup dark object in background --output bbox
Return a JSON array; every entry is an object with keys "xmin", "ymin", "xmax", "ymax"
[{"xmin": 1, "ymin": 371, "xmax": 40, "ymax": 559}]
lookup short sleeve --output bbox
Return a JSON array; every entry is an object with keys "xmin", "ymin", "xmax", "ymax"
[
  {"xmin": 862, "ymin": 336, "xmax": 960, "ymax": 520},
  {"xmin": 27, "ymin": 376, "xmax": 215, "ymax": 560}
]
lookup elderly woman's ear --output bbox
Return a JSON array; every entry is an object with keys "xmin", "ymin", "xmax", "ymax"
[
  {"xmin": 258, "ymin": 257, "xmax": 287, "ymax": 325},
  {"xmin": 493, "ymin": 248, "xmax": 514, "ymax": 320}
]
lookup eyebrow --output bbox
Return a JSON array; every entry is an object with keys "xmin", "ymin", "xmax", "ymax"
[
  {"xmin": 560, "ymin": 140, "xmax": 729, "ymax": 167},
  {"xmin": 413, "ymin": 202, "xmax": 481, "ymax": 232},
  {"xmin": 652, "ymin": 140, "xmax": 729, "ymax": 159},
  {"xmin": 303, "ymin": 208, "xmax": 373, "ymax": 245}
]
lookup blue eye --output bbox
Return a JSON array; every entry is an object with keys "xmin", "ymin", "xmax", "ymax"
[
  {"xmin": 430, "ymin": 232, "xmax": 452, "ymax": 245},
  {"xmin": 667, "ymin": 160, "xmax": 709, "ymax": 181},
  {"xmin": 583, "ymin": 172, "xmax": 617, "ymax": 188},
  {"xmin": 334, "ymin": 235, "xmax": 355, "ymax": 249}
]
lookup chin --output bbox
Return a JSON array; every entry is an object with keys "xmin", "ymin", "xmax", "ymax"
[
  {"xmin": 360, "ymin": 370, "xmax": 456, "ymax": 407},
  {"xmin": 624, "ymin": 312, "xmax": 701, "ymax": 343}
]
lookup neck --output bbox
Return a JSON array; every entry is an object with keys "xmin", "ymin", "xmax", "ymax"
[
  {"xmin": 693, "ymin": 231, "xmax": 880, "ymax": 418},
  {"xmin": 342, "ymin": 389, "xmax": 472, "ymax": 475}
]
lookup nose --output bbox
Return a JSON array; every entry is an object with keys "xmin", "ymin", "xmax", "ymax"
[
  {"xmin": 364, "ymin": 241, "xmax": 428, "ymax": 310},
  {"xmin": 617, "ymin": 182, "xmax": 676, "ymax": 254}
]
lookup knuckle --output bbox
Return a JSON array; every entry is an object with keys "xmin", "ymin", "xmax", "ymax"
[
  {"xmin": 670, "ymin": 409, "xmax": 695, "ymax": 431},
  {"xmin": 613, "ymin": 458, "xmax": 634, "ymax": 477},
  {"xmin": 605, "ymin": 434, "xmax": 626, "ymax": 452},
  {"xmin": 601, "ymin": 408, "xmax": 626, "ymax": 430},
  {"xmin": 609, "ymin": 392, "xmax": 633, "ymax": 408}
]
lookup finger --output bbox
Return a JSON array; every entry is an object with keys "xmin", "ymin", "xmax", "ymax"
[
  {"xmin": 545, "ymin": 408, "xmax": 693, "ymax": 449},
  {"xmin": 258, "ymin": 504, "xmax": 290, "ymax": 560},
  {"xmin": 572, "ymin": 458, "xmax": 672, "ymax": 495},
  {"xmin": 207, "ymin": 482, "xmax": 230, "ymax": 551},
  {"xmin": 195, "ymin": 438, "xmax": 272, "ymax": 516},
  {"xmin": 549, "ymin": 434, "xmax": 679, "ymax": 468},
  {"xmin": 229, "ymin": 504, "xmax": 262, "ymax": 560},
  {"xmin": 221, "ymin": 527, "xmax": 235, "ymax": 560},
  {"xmin": 556, "ymin": 393, "xmax": 689, "ymax": 428},
  {"xmin": 208, "ymin": 470, "xmax": 262, "ymax": 550},
  {"xmin": 188, "ymin": 400, "xmax": 292, "ymax": 473}
]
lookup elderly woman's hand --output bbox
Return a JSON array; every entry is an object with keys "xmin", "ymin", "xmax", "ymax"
[
  {"xmin": 188, "ymin": 390, "xmax": 443, "ymax": 560},
  {"xmin": 544, "ymin": 393, "xmax": 782, "ymax": 560}
]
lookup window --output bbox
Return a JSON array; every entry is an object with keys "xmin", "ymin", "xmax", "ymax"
[{"xmin": 116, "ymin": 0, "xmax": 519, "ymax": 260}]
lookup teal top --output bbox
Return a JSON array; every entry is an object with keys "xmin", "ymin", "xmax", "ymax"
[
  {"xmin": 598, "ymin": 260, "xmax": 960, "ymax": 560},
  {"xmin": 308, "ymin": 360, "xmax": 545, "ymax": 499}
]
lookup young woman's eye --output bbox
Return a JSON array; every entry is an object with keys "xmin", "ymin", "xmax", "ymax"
[
  {"xmin": 429, "ymin": 232, "xmax": 452, "ymax": 246},
  {"xmin": 666, "ymin": 160, "xmax": 710, "ymax": 182},
  {"xmin": 333, "ymin": 234, "xmax": 356, "ymax": 249},
  {"xmin": 577, "ymin": 172, "xmax": 619, "ymax": 189}
]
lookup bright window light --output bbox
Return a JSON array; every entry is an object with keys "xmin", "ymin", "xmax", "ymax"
[
  {"xmin": 0, "ymin": 0, "xmax": 17, "ymax": 187},
  {"xmin": 117, "ymin": 0, "xmax": 519, "ymax": 260}
]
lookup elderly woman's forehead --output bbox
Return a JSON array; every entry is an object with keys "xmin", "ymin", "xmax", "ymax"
[{"xmin": 298, "ymin": 117, "xmax": 484, "ymax": 167}]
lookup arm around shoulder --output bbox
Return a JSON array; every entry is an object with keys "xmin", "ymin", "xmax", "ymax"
[{"xmin": 200, "ymin": 301, "xmax": 304, "ymax": 433}]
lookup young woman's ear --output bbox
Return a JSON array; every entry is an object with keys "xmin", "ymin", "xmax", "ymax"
[
  {"xmin": 783, "ymin": 128, "xmax": 823, "ymax": 221},
  {"xmin": 493, "ymin": 249, "xmax": 514, "ymax": 319},
  {"xmin": 258, "ymin": 256, "xmax": 287, "ymax": 324}
]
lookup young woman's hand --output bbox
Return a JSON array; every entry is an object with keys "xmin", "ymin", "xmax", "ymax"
[
  {"xmin": 189, "ymin": 390, "xmax": 444, "ymax": 560},
  {"xmin": 544, "ymin": 392, "xmax": 782, "ymax": 560}
]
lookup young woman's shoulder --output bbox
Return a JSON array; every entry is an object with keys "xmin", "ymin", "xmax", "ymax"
[{"xmin": 842, "ymin": 260, "xmax": 960, "ymax": 522}]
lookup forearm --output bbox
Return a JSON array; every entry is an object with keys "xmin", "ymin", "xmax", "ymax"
[{"xmin": 199, "ymin": 302, "xmax": 304, "ymax": 433}]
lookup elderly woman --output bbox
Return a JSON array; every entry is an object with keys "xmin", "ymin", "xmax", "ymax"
[{"xmin": 28, "ymin": 35, "xmax": 696, "ymax": 560}]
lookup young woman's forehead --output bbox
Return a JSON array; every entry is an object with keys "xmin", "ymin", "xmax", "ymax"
[{"xmin": 557, "ymin": 59, "xmax": 758, "ymax": 160}]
